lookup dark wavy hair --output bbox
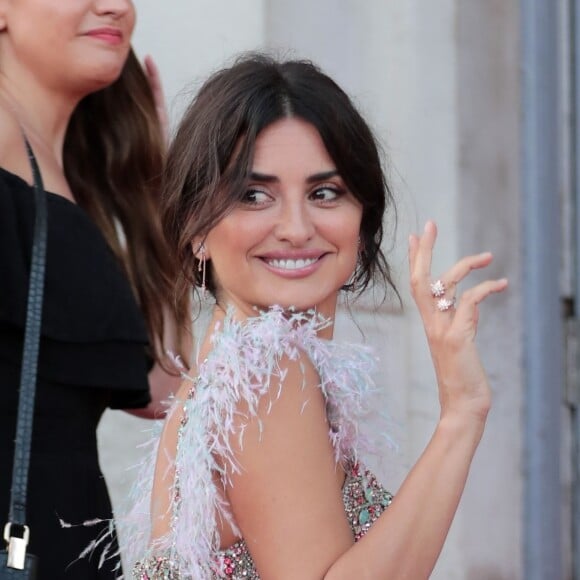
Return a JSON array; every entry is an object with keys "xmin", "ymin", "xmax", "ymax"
[
  {"xmin": 64, "ymin": 49, "xmax": 189, "ymax": 364},
  {"xmin": 162, "ymin": 53, "xmax": 397, "ymax": 307}
]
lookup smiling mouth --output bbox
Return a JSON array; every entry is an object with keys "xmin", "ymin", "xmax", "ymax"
[
  {"xmin": 84, "ymin": 28, "xmax": 123, "ymax": 43},
  {"xmin": 265, "ymin": 257, "xmax": 319, "ymax": 270}
]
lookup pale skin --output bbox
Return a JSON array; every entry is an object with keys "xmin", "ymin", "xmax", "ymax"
[
  {"xmin": 149, "ymin": 118, "xmax": 508, "ymax": 578},
  {"xmin": 0, "ymin": 0, "xmax": 185, "ymax": 417}
]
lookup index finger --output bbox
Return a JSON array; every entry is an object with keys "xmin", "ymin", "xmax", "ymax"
[{"xmin": 413, "ymin": 220, "xmax": 437, "ymax": 279}]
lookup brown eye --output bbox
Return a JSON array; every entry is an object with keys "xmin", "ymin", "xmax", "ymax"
[
  {"xmin": 242, "ymin": 189, "xmax": 272, "ymax": 205},
  {"xmin": 310, "ymin": 186, "xmax": 343, "ymax": 202}
]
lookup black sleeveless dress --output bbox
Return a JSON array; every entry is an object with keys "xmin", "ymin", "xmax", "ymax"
[{"xmin": 0, "ymin": 167, "xmax": 151, "ymax": 579}]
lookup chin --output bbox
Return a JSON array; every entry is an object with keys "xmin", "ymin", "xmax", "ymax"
[{"xmin": 79, "ymin": 63, "xmax": 126, "ymax": 93}]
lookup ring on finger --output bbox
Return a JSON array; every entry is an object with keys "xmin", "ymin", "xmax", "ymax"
[
  {"xmin": 436, "ymin": 297, "xmax": 456, "ymax": 312},
  {"xmin": 430, "ymin": 279, "xmax": 446, "ymax": 297}
]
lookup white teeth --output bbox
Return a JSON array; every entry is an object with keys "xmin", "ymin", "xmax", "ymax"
[{"xmin": 267, "ymin": 258, "xmax": 317, "ymax": 270}]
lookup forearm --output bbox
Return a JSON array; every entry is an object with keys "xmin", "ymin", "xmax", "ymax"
[{"xmin": 325, "ymin": 413, "xmax": 486, "ymax": 580}]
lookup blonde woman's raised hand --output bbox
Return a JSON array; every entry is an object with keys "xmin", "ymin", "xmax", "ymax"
[{"xmin": 408, "ymin": 221, "xmax": 508, "ymax": 424}]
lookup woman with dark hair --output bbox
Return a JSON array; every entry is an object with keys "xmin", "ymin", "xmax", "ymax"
[
  {"xmin": 125, "ymin": 54, "xmax": 507, "ymax": 579},
  {"xmin": 0, "ymin": 1, "xmax": 190, "ymax": 578}
]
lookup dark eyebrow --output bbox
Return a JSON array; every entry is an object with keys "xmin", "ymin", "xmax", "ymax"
[
  {"xmin": 306, "ymin": 170, "xmax": 340, "ymax": 183},
  {"xmin": 248, "ymin": 170, "xmax": 340, "ymax": 184},
  {"xmin": 249, "ymin": 172, "xmax": 278, "ymax": 183}
]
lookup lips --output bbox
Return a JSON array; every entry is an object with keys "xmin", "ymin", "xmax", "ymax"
[{"xmin": 84, "ymin": 27, "xmax": 123, "ymax": 44}]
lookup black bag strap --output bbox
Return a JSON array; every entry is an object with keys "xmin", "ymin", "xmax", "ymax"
[{"xmin": 7, "ymin": 137, "xmax": 48, "ymax": 527}]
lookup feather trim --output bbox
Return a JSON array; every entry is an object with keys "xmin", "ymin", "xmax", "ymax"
[{"xmin": 119, "ymin": 306, "xmax": 394, "ymax": 578}]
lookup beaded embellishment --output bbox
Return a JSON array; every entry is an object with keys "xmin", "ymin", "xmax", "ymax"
[
  {"xmin": 133, "ymin": 555, "xmax": 180, "ymax": 579},
  {"xmin": 342, "ymin": 463, "xmax": 393, "ymax": 541}
]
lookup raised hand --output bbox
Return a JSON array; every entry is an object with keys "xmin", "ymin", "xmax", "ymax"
[
  {"xmin": 143, "ymin": 54, "xmax": 169, "ymax": 144},
  {"xmin": 408, "ymin": 221, "xmax": 508, "ymax": 423}
]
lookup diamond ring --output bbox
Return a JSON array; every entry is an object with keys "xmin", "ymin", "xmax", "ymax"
[
  {"xmin": 430, "ymin": 279, "xmax": 446, "ymax": 298},
  {"xmin": 436, "ymin": 297, "xmax": 456, "ymax": 312}
]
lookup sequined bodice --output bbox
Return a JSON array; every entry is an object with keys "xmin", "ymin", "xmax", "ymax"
[{"xmin": 133, "ymin": 462, "xmax": 392, "ymax": 579}]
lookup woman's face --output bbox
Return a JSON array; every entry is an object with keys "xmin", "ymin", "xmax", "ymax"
[
  {"xmin": 203, "ymin": 117, "xmax": 363, "ymax": 319},
  {"xmin": 0, "ymin": 0, "xmax": 135, "ymax": 94}
]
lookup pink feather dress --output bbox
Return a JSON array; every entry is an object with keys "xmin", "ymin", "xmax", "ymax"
[{"xmin": 125, "ymin": 307, "xmax": 394, "ymax": 579}]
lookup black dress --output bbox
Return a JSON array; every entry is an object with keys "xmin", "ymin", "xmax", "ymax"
[{"xmin": 0, "ymin": 167, "xmax": 151, "ymax": 579}]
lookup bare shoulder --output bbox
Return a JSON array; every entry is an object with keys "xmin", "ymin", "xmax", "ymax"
[
  {"xmin": 230, "ymin": 348, "xmax": 327, "ymax": 452},
  {"xmin": 225, "ymin": 349, "xmax": 353, "ymax": 578}
]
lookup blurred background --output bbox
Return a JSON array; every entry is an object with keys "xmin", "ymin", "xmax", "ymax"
[{"xmin": 97, "ymin": 1, "xmax": 573, "ymax": 578}]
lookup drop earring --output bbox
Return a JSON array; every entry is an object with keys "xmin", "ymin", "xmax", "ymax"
[{"xmin": 197, "ymin": 243, "xmax": 207, "ymax": 298}]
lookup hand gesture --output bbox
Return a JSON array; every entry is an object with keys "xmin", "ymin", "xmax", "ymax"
[
  {"xmin": 408, "ymin": 221, "xmax": 508, "ymax": 424},
  {"xmin": 143, "ymin": 54, "xmax": 169, "ymax": 144}
]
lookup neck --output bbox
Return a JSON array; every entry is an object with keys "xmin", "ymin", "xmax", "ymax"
[
  {"xmin": 0, "ymin": 66, "xmax": 82, "ymax": 166},
  {"xmin": 210, "ymin": 300, "xmax": 336, "ymax": 340}
]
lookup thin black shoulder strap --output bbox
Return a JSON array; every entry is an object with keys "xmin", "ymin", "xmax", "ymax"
[{"xmin": 7, "ymin": 137, "xmax": 48, "ymax": 526}]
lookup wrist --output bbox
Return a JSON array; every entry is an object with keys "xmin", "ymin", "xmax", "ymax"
[{"xmin": 436, "ymin": 411, "xmax": 488, "ymax": 449}]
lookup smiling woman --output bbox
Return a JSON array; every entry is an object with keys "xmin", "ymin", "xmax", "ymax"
[
  {"xmin": 203, "ymin": 118, "xmax": 363, "ymax": 317},
  {"xmin": 0, "ymin": 0, "xmax": 190, "ymax": 578},
  {"xmin": 0, "ymin": 0, "xmax": 135, "ymax": 93},
  {"xmin": 163, "ymin": 55, "xmax": 395, "ymax": 309},
  {"xmin": 116, "ymin": 53, "xmax": 508, "ymax": 580}
]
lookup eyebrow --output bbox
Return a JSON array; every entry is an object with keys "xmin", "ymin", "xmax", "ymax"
[{"xmin": 249, "ymin": 170, "xmax": 340, "ymax": 184}]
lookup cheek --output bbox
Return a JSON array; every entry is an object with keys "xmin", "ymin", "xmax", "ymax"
[
  {"xmin": 126, "ymin": 6, "xmax": 136, "ymax": 37},
  {"xmin": 327, "ymin": 209, "xmax": 362, "ymax": 249},
  {"xmin": 206, "ymin": 215, "xmax": 264, "ymax": 268},
  {"xmin": 215, "ymin": 214, "xmax": 268, "ymax": 248},
  {"xmin": 341, "ymin": 211, "xmax": 363, "ymax": 268}
]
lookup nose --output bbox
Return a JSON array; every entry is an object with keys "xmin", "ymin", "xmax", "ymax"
[
  {"xmin": 94, "ymin": 0, "xmax": 133, "ymax": 17},
  {"xmin": 274, "ymin": 200, "xmax": 315, "ymax": 246}
]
